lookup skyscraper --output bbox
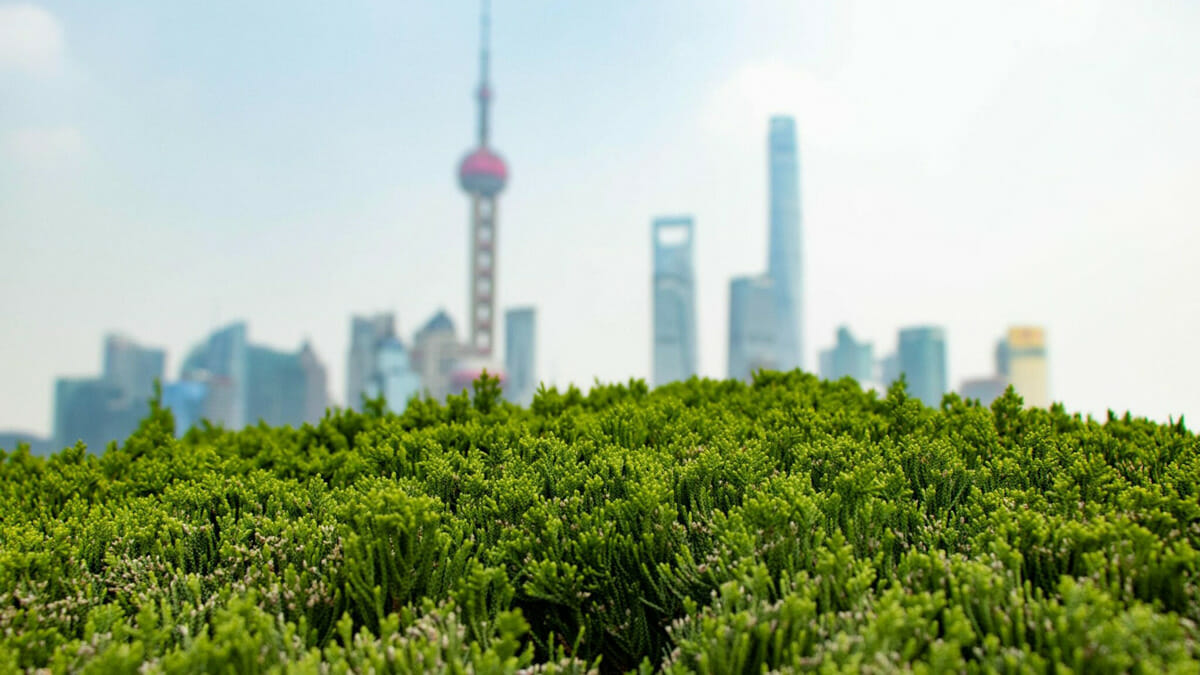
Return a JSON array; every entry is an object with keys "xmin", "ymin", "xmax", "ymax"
[
  {"xmin": 53, "ymin": 377, "xmax": 132, "ymax": 451},
  {"xmin": 53, "ymin": 333, "xmax": 166, "ymax": 451},
  {"xmin": 897, "ymin": 326, "xmax": 948, "ymax": 406},
  {"xmin": 162, "ymin": 380, "xmax": 208, "ymax": 436},
  {"xmin": 246, "ymin": 345, "xmax": 311, "ymax": 427},
  {"xmin": 299, "ymin": 342, "xmax": 329, "ymax": 422},
  {"xmin": 653, "ymin": 216, "xmax": 697, "ymax": 387},
  {"xmin": 819, "ymin": 326, "xmax": 874, "ymax": 384},
  {"xmin": 367, "ymin": 337, "xmax": 422, "ymax": 413},
  {"xmin": 411, "ymin": 310, "xmax": 462, "ymax": 401},
  {"xmin": 180, "ymin": 322, "xmax": 248, "ymax": 429},
  {"xmin": 102, "ymin": 334, "xmax": 165, "ymax": 404},
  {"xmin": 957, "ymin": 336, "xmax": 1012, "ymax": 406},
  {"xmin": 172, "ymin": 323, "xmax": 326, "ymax": 431},
  {"xmin": 346, "ymin": 314, "xmax": 396, "ymax": 411},
  {"xmin": 995, "ymin": 338, "xmax": 1011, "ymax": 378},
  {"xmin": 959, "ymin": 377, "xmax": 1006, "ymax": 406},
  {"xmin": 727, "ymin": 275, "xmax": 776, "ymax": 382},
  {"xmin": 504, "ymin": 307, "xmax": 536, "ymax": 405},
  {"xmin": 458, "ymin": 0, "xmax": 508, "ymax": 359},
  {"xmin": 880, "ymin": 353, "xmax": 901, "ymax": 387},
  {"xmin": 1007, "ymin": 326, "xmax": 1049, "ymax": 408},
  {"xmin": 767, "ymin": 116, "xmax": 804, "ymax": 372}
]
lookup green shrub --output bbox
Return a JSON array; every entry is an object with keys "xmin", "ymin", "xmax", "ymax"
[{"xmin": 0, "ymin": 372, "xmax": 1196, "ymax": 673}]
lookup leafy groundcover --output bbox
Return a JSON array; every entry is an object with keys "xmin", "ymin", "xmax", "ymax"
[{"xmin": 1, "ymin": 372, "xmax": 1197, "ymax": 673}]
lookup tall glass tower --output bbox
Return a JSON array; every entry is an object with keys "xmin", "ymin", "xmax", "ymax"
[
  {"xmin": 652, "ymin": 216, "xmax": 697, "ymax": 387},
  {"xmin": 897, "ymin": 326, "xmax": 948, "ymax": 407},
  {"xmin": 767, "ymin": 116, "xmax": 803, "ymax": 372},
  {"xmin": 504, "ymin": 307, "xmax": 536, "ymax": 405}
]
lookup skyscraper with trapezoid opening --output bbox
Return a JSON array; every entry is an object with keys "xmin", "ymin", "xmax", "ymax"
[{"xmin": 652, "ymin": 216, "xmax": 697, "ymax": 387}]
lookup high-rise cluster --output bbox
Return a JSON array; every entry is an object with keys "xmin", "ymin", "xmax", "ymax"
[
  {"xmin": 815, "ymin": 324, "xmax": 1050, "ymax": 409},
  {"xmin": 954, "ymin": 326, "xmax": 1048, "ymax": 407},
  {"xmin": 726, "ymin": 116, "xmax": 806, "ymax": 383},
  {"xmin": 50, "ymin": 325, "xmax": 329, "ymax": 452},
  {"xmin": 54, "ymin": 334, "xmax": 166, "ymax": 452},
  {"xmin": 652, "ymin": 116, "xmax": 806, "ymax": 387},
  {"xmin": 649, "ymin": 113, "xmax": 1053, "ymax": 409},
  {"xmin": 344, "ymin": 314, "xmax": 422, "ymax": 411}
]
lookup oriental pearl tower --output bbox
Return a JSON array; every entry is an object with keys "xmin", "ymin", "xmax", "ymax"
[{"xmin": 458, "ymin": 0, "xmax": 508, "ymax": 359}]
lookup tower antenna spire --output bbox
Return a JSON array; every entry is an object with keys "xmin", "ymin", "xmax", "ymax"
[
  {"xmin": 458, "ymin": 0, "xmax": 507, "ymax": 359},
  {"xmin": 477, "ymin": 0, "xmax": 492, "ymax": 147}
]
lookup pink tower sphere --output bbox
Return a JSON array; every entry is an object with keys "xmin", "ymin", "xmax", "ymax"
[{"xmin": 458, "ymin": 147, "xmax": 508, "ymax": 197}]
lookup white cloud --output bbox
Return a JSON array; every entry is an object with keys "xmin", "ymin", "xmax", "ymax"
[
  {"xmin": 6, "ymin": 125, "xmax": 85, "ymax": 170},
  {"xmin": 0, "ymin": 3, "xmax": 65, "ymax": 74}
]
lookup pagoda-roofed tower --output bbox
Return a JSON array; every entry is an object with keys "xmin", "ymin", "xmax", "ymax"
[{"xmin": 459, "ymin": 0, "xmax": 508, "ymax": 357}]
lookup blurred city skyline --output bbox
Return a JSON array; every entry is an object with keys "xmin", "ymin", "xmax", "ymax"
[{"xmin": 3, "ymin": 1, "xmax": 1199, "ymax": 438}]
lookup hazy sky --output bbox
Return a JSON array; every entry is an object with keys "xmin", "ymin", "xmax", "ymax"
[{"xmin": 2, "ymin": 1, "xmax": 1198, "ymax": 437}]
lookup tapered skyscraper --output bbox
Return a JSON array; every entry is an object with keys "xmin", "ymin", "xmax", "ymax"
[
  {"xmin": 653, "ymin": 216, "xmax": 697, "ymax": 387},
  {"xmin": 458, "ymin": 0, "xmax": 508, "ymax": 358},
  {"xmin": 767, "ymin": 116, "xmax": 803, "ymax": 371}
]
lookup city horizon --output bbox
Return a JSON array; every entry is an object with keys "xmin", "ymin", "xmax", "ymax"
[{"xmin": 4, "ymin": 1, "xmax": 1199, "ymax": 439}]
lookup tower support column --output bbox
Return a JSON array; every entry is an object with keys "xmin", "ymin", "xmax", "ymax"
[{"xmin": 469, "ymin": 194, "xmax": 498, "ymax": 356}]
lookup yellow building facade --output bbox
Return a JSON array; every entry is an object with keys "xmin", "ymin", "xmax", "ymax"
[{"xmin": 1007, "ymin": 326, "xmax": 1048, "ymax": 408}]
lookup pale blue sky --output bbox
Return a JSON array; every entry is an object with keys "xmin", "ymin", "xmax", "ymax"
[{"xmin": 2, "ymin": 1, "xmax": 1198, "ymax": 437}]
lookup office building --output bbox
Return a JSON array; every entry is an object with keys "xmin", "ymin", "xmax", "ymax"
[
  {"xmin": 246, "ymin": 345, "xmax": 310, "ymax": 427},
  {"xmin": 412, "ymin": 310, "xmax": 462, "ymax": 401},
  {"xmin": 180, "ymin": 322, "xmax": 249, "ymax": 429},
  {"xmin": 1007, "ymin": 326, "xmax": 1049, "ymax": 408},
  {"xmin": 53, "ymin": 377, "xmax": 135, "ymax": 452},
  {"xmin": 819, "ymin": 326, "xmax": 874, "ymax": 383},
  {"xmin": 960, "ymin": 377, "xmax": 1007, "ymax": 406},
  {"xmin": 957, "ymin": 327, "xmax": 1048, "ymax": 408},
  {"xmin": 299, "ymin": 342, "xmax": 329, "ymax": 422},
  {"xmin": 897, "ymin": 326, "xmax": 948, "ymax": 406},
  {"xmin": 652, "ymin": 216, "xmax": 697, "ymax": 386},
  {"xmin": 0, "ymin": 432, "xmax": 52, "ymax": 457},
  {"xmin": 767, "ymin": 116, "xmax": 804, "ymax": 372},
  {"xmin": 958, "ymin": 335, "xmax": 1013, "ymax": 406},
  {"xmin": 52, "ymin": 332, "xmax": 166, "ymax": 451},
  {"xmin": 103, "ymin": 334, "xmax": 166, "ymax": 404},
  {"xmin": 346, "ymin": 314, "xmax": 396, "ymax": 411},
  {"xmin": 728, "ymin": 275, "xmax": 776, "ymax": 382},
  {"xmin": 368, "ymin": 337, "xmax": 422, "ymax": 412},
  {"xmin": 880, "ymin": 353, "xmax": 901, "ymax": 387},
  {"xmin": 995, "ymin": 338, "xmax": 1011, "ymax": 377},
  {"xmin": 161, "ymin": 380, "xmax": 209, "ymax": 436},
  {"xmin": 174, "ymin": 322, "xmax": 326, "ymax": 431},
  {"xmin": 504, "ymin": 308, "xmax": 536, "ymax": 405}
]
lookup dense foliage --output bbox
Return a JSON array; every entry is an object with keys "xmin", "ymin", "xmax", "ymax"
[{"xmin": 1, "ymin": 372, "xmax": 1197, "ymax": 673}]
